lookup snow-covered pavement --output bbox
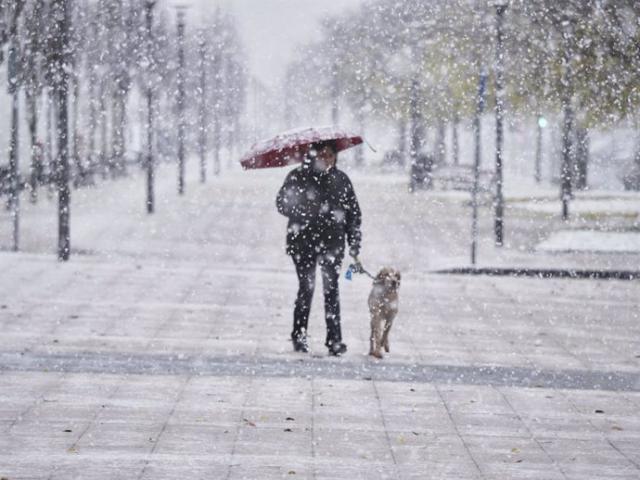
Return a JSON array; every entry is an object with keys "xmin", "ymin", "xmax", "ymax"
[{"xmin": 1, "ymin": 165, "xmax": 639, "ymax": 478}]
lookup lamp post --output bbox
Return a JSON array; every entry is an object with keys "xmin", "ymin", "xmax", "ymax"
[{"xmin": 493, "ymin": 2, "xmax": 507, "ymax": 247}]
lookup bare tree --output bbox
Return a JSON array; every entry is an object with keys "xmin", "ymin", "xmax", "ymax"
[
  {"xmin": 7, "ymin": 0, "xmax": 25, "ymax": 251},
  {"xmin": 22, "ymin": 0, "xmax": 47, "ymax": 203},
  {"xmin": 49, "ymin": 0, "xmax": 72, "ymax": 260}
]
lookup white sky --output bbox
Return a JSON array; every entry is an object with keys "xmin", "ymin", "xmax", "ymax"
[{"xmin": 187, "ymin": 0, "xmax": 365, "ymax": 88}]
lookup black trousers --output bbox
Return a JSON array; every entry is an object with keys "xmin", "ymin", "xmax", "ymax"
[{"xmin": 291, "ymin": 250, "xmax": 342, "ymax": 347}]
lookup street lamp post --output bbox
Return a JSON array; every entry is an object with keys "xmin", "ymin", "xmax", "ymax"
[{"xmin": 494, "ymin": 3, "xmax": 507, "ymax": 247}]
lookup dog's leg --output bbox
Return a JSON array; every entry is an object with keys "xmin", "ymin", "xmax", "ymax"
[
  {"xmin": 369, "ymin": 312, "xmax": 383, "ymax": 359},
  {"xmin": 369, "ymin": 315, "xmax": 376, "ymax": 356},
  {"xmin": 381, "ymin": 319, "xmax": 393, "ymax": 353}
]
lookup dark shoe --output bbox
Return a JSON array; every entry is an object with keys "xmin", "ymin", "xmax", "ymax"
[
  {"xmin": 292, "ymin": 335, "xmax": 309, "ymax": 353},
  {"xmin": 328, "ymin": 342, "xmax": 347, "ymax": 356}
]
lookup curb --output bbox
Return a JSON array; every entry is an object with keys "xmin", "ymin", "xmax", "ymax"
[{"xmin": 433, "ymin": 267, "xmax": 640, "ymax": 280}]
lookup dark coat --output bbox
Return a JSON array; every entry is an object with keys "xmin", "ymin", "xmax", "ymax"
[{"xmin": 276, "ymin": 162, "xmax": 362, "ymax": 261}]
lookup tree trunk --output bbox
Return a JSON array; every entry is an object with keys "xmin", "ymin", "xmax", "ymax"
[
  {"xmin": 354, "ymin": 103, "xmax": 365, "ymax": 167},
  {"xmin": 331, "ymin": 60, "xmax": 339, "ymax": 125},
  {"xmin": 636, "ymin": 119, "xmax": 640, "ymax": 169},
  {"xmin": 212, "ymin": 50, "xmax": 221, "ymax": 176},
  {"xmin": 213, "ymin": 113, "xmax": 220, "ymax": 175},
  {"xmin": 560, "ymin": 26, "xmax": 575, "ymax": 220},
  {"xmin": 535, "ymin": 113, "xmax": 543, "ymax": 183},
  {"xmin": 57, "ymin": 84, "xmax": 71, "ymax": 260},
  {"xmin": 110, "ymin": 96, "xmax": 117, "ymax": 175},
  {"xmin": 494, "ymin": 4, "xmax": 506, "ymax": 246},
  {"xmin": 397, "ymin": 116, "xmax": 406, "ymax": 167},
  {"xmin": 146, "ymin": 87, "xmax": 154, "ymax": 213},
  {"xmin": 8, "ymin": 68, "xmax": 20, "ymax": 251},
  {"xmin": 561, "ymin": 95, "xmax": 574, "ymax": 219},
  {"xmin": 6, "ymin": 0, "xmax": 25, "ymax": 251},
  {"xmin": 231, "ymin": 118, "xmax": 240, "ymax": 167},
  {"xmin": 176, "ymin": 12, "xmax": 186, "ymax": 191},
  {"xmin": 409, "ymin": 79, "xmax": 422, "ymax": 164},
  {"xmin": 471, "ymin": 79, "xmax": 484, "ymax": 265},
  {"xmin": 573, "ymin": 126, "xmax": 588, "ymax": 190},
  {"xmin": 409, "ymin": 78, "xmax": 430, "ymax": 192},
  {"xmin": 87, "ymin": 66, "xmax": 98, "ymax": 178},
  {"xmin": 435, "ymin": 119, "xmax": 446, "ymax": 165},
  {"xmin": 45, "ymin": 88, "xmax": 56, "ymax": 190},
  {"xmin": 72, "ymin": 75, "xmax": 83, "ymax": 187},
  {"xmin": 99, "ymin": 80, "xmax": 108, "ymax": 179},
  {"xmin": 452, "ymin": 113, "xmax": 459, "ymax": 166},
  {"xmin": 198, "ymin": 38, "xmax": 207, "ymax": 183},
  {"xmin": 52, "ymin": 0, "xmax": 70, "ymax": 261},
  {"xmin": 226, "ymin": 123, "xmax": 234, "ymax": 169},
  {"xmin": 26, "ymin": 90, "xmax": 41, "ymax": 203},
  {"xmin": 112, "ymin": 89, "xmax": 127, "ymax": 176},
  {"xmin": 621, "ymin": 119, "xmax": 640, "ymax": 190}
]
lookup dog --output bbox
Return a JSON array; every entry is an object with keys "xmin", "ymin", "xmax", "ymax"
[{"xmin": 368, "ymin": 267, "xmax": 401, "ymax": 359}]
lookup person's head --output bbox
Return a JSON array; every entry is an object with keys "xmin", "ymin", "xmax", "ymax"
[{"xmin": 308, "ymin": 141, "xmax": 338, "ymax": 172}]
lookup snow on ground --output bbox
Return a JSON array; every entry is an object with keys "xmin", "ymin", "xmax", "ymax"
[
  {"xmin": 1, "ymin": 161, "xmax": 640, "ymax": 478},
  {"xmin": 515, "ymin": 197, "xmax": 640, "ymax": 217},
  {"xmin": 537, "ymin": 230, "xmax": 640, "ymax": 254}
]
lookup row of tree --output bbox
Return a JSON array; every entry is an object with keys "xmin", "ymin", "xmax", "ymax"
[
  {"xmin": 0, "ymin": 0, "xmax": 248, "ymax": 257},
  {"xmin": 2, "ymin": 0, "xmax": 247, "ymax": 193},
  {"xmin": 285, "ymin": 0, "xmax": 640, "ymax": 190}
]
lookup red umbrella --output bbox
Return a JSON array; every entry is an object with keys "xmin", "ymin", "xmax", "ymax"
[{"xmin": 240, "ymin": 126, "xmax": 363, "ymax": 170}]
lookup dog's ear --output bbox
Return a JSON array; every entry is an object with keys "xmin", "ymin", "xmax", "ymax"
[{"xmin": 395, "ymin": 271, "xmax": 401, "ymax": 283}]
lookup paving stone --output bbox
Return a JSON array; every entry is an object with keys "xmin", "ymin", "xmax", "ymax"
[{"xmin": 1, "ymin": 170, "xmax": 639, "ymax": 478}]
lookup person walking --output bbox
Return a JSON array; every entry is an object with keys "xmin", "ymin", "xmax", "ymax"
[{"xmin": 276, "ymin": 140, "xmax": 362, "ymax": 356}]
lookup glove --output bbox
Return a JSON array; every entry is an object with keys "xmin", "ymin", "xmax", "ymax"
[
  {"xmin": 348, "ymin": 247, "xmax": 362, "ymax": 272},
  {"xmin": 351, "ymin": 259, "xmax": 365, "ymax": 275}
]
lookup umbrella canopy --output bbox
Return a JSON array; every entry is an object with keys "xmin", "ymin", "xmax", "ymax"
[{"xmin": 240, "ymin": 126, "xmax": 363, "ymax": 170}]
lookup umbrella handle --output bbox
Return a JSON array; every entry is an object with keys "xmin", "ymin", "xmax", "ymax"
[{"xmin": 363, "ymin": 138, "xmax": 377, "ymax": 153}]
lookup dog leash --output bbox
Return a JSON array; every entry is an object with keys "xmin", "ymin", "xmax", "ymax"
[{"xmin": 345, "ymin": 261, "xmax": 375, "ymax": 281}]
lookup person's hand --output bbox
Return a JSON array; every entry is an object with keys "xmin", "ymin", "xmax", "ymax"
[{"xmin": 349, "ymin": 251, "xmax": 363, "ymax": 274}]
